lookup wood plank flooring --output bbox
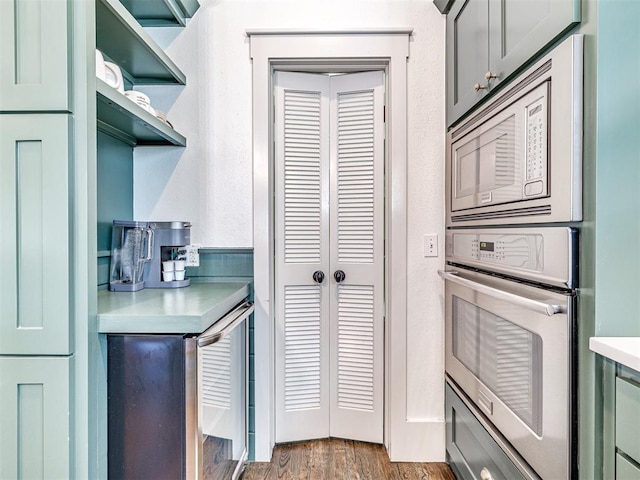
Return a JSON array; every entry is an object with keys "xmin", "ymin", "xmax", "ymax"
[{"xmin": 241, "ymin": 438, "xmax": 455, "ymax": 480}]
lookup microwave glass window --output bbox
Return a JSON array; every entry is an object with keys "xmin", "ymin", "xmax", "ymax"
[
  {"xmin": 452, "ymin": 296, "xmax": 542, "ymax": 435},
  {"xmin": 455, "ymin": 115, "xmax": 517, "ymax": 200}
]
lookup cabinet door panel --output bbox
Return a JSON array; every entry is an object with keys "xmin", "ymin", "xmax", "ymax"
[
  {"xmin": 489, "ymin": 0, "xmax": 580, "ymax": 80},
  {"xmin": 0, "ymin": 356, "xmax": 71, "ymax": 479},
  {"xmin": 0, "ymin": 115, "xmax": 71, "ymax": 355},
  {"xmin": 616, "ymin": 377, "xmax": 640, "ymax": 465},
  {"xmin": 447, "ymin": 0, "xmax": 490, "ymax": 126},
  {"xmin": 0, "ymin": 0, "xmax": 70, "ymax": 111}
]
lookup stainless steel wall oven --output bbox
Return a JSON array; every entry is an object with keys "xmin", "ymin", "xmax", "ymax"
[{"xmin": 441, "ymin": 227, "xmax": 578, "ymax": 479}]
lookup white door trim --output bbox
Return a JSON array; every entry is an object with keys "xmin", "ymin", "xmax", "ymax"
[{"xmin": 248, "ymin": 30, "xmax": 418, "ymax": 461}]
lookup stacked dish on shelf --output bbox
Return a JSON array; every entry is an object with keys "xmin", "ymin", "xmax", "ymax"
[{"xmin": 96, "ymin": 48, "xmax": 174, "ymax": 129}]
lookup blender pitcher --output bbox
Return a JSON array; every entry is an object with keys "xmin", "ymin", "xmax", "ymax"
[{"xmin": 109, "ymin": 221, "xmax": 154, "ymax": 292}]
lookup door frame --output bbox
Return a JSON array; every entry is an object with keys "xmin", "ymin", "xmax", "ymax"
[{"xmin": 248, "ymin": 29, "xmax": 416, "ymax": 461}]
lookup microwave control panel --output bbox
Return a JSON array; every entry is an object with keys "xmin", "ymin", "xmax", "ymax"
[
  {"xmin": 448, "ymin": 232, "xmax": 543, "ymax": 272},
  {"xmin": 524, "ymin": 92, "xmax": 548, "ymax": 197}
]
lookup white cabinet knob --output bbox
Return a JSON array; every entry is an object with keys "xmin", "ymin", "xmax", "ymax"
[{"xmin": 480, "ymin": 467, "xmax": 494, "ymax": 480}]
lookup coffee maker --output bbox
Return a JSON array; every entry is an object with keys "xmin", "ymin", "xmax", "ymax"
[
  {"xmin": 109, "ymin": 220, "xmax": 191, "ymax": 291},
  {"xmin": 143, "ymin": 221, "xmax": 191, "ymax": 288}
]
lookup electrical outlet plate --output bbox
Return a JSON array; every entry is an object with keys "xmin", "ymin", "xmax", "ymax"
[
  {"xmin": 185, "ymin": 244, "xmax": 200, "ymax": 267},
  {"xmin": 424, "ymin": 234, "xmax": 438, "ymax": 257}
]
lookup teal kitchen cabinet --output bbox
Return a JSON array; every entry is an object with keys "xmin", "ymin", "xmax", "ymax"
[
  {"xmin": 0, "ymin": 115, "xmax": 71, "ymax": 356},
  {"xmin": 0, "ymin": 0, "xmax": 70, "ymax": 111},
  {"xmin": 616, "ymin": 375, "xmax": 640, "ymax": 476},
  {"xmin": 446, "ymin": 0, "xmax": 490, "ymax": 127},
  {"xmin": 446, "ymin": 0, "xmax": 581, "ymax": 125},
  {"xmin": 590, "ymin": 339, "xmax": 640, "ymax": 479},
  {"xmin": 0, "ymin": 356, "xmax": 71, "ymax": 479},
  {"xmin": 604, "ymin": 365, "xmax": 640, "ymax": 479}
]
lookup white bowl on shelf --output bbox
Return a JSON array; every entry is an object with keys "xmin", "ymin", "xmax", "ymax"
[{"xmin": 124, "ymin": 90, "xmax": 151, "ymax": 112}]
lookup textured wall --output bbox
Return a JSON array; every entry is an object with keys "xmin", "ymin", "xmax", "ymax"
[{"xmin": 134, "ymin": 0, "xmax": 445, "ymax": 457}]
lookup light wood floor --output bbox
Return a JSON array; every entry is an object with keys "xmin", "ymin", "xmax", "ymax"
[{"xmin": 241, "ymin": 438, "xmax": 455, "ymax": 480}]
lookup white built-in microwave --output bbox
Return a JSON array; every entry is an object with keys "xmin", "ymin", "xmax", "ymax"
[{"xmin": 446, "ymin": 34, "xmax": 583, "ymax": 227}]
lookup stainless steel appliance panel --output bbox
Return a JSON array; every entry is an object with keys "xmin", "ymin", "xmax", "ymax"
[
  {"xmin": 445, "ymin": 227, "xmax": 578, "ymax": 289},
  {"xmin": 441, "ymin": 267, "xmax": 574, "ymax": 480},
  {"xmin": 445, "ymin": 34, "xmax": 583, "ymax": 226},
  {"xmin": 107, "ymin": 301, "xmax": 253, "ymax": 480}
]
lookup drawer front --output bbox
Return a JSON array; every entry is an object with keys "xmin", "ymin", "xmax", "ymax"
[
  {"xmin": 446, "ymin": 383, "xmax": 527, "ymax": 480},
  {"xmin": 616, "ymin": 377, "xmax": 640, "ymax": 464},
  {"xmin": 617, "ymin": 453, "xmax": 640, "ymax": 480}
]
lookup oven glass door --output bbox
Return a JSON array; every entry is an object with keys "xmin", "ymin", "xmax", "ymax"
[{"xmin": 441, "ymin": 268, "xmax": 573, "ymax": 480}]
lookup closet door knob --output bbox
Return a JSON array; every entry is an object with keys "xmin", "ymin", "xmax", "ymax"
[
  {"xmin": 312, "ymin": 270, "xmax": 325, "ymax": 284},
  {"xmin": 334, "ymin": 270, "xmax": 346, "ymax": 283},
  {"xmin": 473, "ymin": 83, "xmax": 487, "ymax": 92}
]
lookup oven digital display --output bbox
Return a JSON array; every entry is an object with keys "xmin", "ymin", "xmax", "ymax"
[{"xmin": 479, "ymin": 241, "xmax": 495, "ymax": 252}]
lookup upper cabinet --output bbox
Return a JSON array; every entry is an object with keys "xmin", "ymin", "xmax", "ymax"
[
  {"xmin": 446, "ymin": 0, "xmax": 581, "ymax": 126},
  {"xmin": 0, "ymin": 0, "xmax": 70, "ymax": 111}
]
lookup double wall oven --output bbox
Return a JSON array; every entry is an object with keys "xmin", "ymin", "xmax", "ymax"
[{"xmin": 442, "ymin": 34, "xmax": 583, "ymax": 480}]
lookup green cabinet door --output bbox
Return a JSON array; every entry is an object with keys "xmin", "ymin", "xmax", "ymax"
[
  {"xmin": 0, "ymin": 356, "xmax": 71, "ymax": 479},
  {"xmin": 489, "ymin": 0, "xmax": 580, "ymax": 81},
  {"xmin": 0, "ymin": 0, "xmax": 70, "ymax": 111},
  {"xmin": 446, "ymin": 0, "xmax": 490, "ymax": 125},
  {"xmin": 446, "ymin": 0, "xmax": 580, "ymax": 126},
  {"xmin": 0, "ymin": 115, "xmax": 71, "ymax": 355}
]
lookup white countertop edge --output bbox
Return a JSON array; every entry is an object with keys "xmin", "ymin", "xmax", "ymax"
[{"xmin": 589, "ymin": 337, "xmax": 640, "ymax": 372}]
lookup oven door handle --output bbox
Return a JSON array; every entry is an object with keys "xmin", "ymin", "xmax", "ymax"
[
  {"xmin": 197, "ymin": 301, "xmax": 254, "ymax": 347},
  {"xmin": 438, "ymin": 270, "xmax": 566, "ymax": 316}
]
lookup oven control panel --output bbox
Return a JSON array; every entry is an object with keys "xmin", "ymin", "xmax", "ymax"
[{"xmin": 448, "ymin": 232, "xmax": 544, "ymax": 272}]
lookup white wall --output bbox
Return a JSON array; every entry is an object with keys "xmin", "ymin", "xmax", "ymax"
[{"xmin": 135, "ymin": 0, "xmax": 446, "ymax": 460}]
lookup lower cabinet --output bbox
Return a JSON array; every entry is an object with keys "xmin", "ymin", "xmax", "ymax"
[
  {"xmin": 617, "ymin": 454, "xmax": 640, "ymax": 480},
  {"xmin": 613, "ymin": 373, "xmax": 640, "ymax": 479},
  {"xmin": 446, "ymin": 383, "xmax": 526, "ymax": 480},
  {"xmin": 0, "ymin": 356, "xmax": 71, "ymax": 479}
]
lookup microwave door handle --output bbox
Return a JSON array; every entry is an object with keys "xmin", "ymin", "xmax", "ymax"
[
  {"xmin": 197, "ymin": 301, "xmax": 254, "ymax": 348},
  {"xmin": 438, "ymin": 270, "xmax": 566, "ymax": 316}
]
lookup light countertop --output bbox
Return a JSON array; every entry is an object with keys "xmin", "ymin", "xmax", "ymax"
[
  {"xmin": 589, "ymin": 337, "xmax": 640, "ymax": 373},
  {"xmin": 98, "ymin": 281, "xmax": 250, "ymax": 334}
]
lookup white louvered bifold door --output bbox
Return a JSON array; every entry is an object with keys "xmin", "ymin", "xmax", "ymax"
[
  {"xmin": 274, "ymin": 70, "xmax": 384, "ymax": 444},
  {"xmin": 329, "ymin": 71, "xmax": 384, "ymax": 443},
  {"xmin": 274, "ymin": 71, "xmax": 331, "ymax": 442}
]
